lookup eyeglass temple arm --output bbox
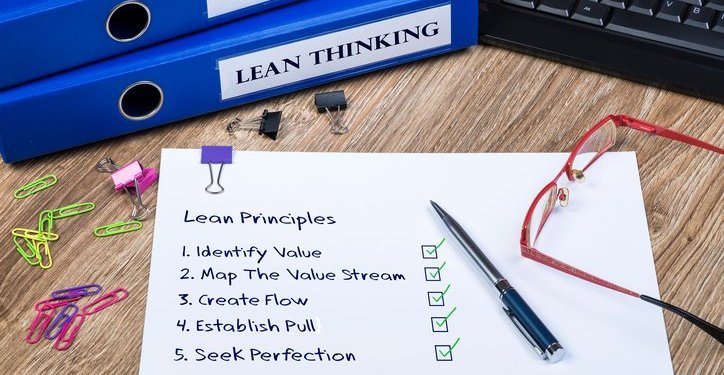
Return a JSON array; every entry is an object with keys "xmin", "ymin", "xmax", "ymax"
[
  {"xmin": 641, "ymin": 295, "xmax": 724, "ymax": 345},
  {"xmin": 618, "ymin": 115, "xmax": 724, "ymax": 154},
  {"xmin": 522, "ymin": 246, "xmax": 724, "ymax": 344}
]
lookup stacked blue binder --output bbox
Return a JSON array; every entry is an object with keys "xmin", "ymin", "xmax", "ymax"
[
  {"xmin": 0, "ymin": 0, "xmax": 300, "ymax": 89},
  {"xmin": 0, "ymin": 0, "xmax": 478, "ymax": 163}
]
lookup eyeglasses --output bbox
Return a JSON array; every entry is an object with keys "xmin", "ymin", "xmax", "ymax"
[{"xmin": 520, "ymin": 114, "xmax": 723, "ymax": 344}]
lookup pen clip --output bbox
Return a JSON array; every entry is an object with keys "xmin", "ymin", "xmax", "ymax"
[{"xmin": 503, "ymin": 307, "xmax": 546, "ymax": 359}]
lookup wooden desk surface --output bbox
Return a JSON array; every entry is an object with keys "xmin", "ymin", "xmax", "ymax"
[{"xmin": 0, "ymin": 45, "xmax": 721, "ymax": 374}]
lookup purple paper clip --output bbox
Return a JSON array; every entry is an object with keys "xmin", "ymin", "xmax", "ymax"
[
  {"xmin": 44, "ymin": 304, "xmax": 78, "ymax": 340},
  {"xmin": 201, "ymin": 146, "xmax": 233, "ymax": 194},
  {"xmin": 51, "ymin": 284, "xmax": 103, "ymax": 299}
]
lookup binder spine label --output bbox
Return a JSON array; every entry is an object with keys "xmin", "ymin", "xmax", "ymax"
[
  {"xmin": 207, "ymin": 0, "xmax": 271, "ymax": 18},
  {"xmin": 218, "ymin": 5, "xmax": 453, "ymax": 100}
]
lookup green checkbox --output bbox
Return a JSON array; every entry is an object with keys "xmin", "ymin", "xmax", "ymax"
[
  {"xmin": 435, "ymin": 338, "xmax": 460, "ymax": 361},
  {"xmin": 425, "ymin": 261, "xmax": 447, "ymax": 281},
  {"xmin": 422, "ymin": 238, "xmax": 446, "ymax": 259}
]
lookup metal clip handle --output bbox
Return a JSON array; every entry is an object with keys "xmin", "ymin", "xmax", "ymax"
[{"xmin": 503, "ymin": 307, "xmax": 546, "ymax": 359}]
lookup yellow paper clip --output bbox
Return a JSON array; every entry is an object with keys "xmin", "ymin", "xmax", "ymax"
[
  {"xmin": 94, "ymin": 221, "xmax": 143, "ymax": 237},
  {"xmin": 49, "ymin": 202, "xmax": 96, "ymax": 219},
  {"xmin": 13, "ymin": 175, "xmax": 58, "ymax": 199},
  {"xmin": 36, "ymin": 241, "xmax": 52, "ymax": 270},
  {"xmin": 12, "ymin": 228, "xmax": 59, "ymax": 242},
  {"xmin": 38, "ymin": 210, "xmax": 53, "ymax": 234},
  {"xmin": 13, "ymin": 236, "xmax": 41, "ymax": 266}
]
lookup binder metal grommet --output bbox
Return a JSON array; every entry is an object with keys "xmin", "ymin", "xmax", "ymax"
[
  {"xmin": 118, "ymin": 81, "xmax": 164, "ymax": 121},
  {"xmin": 106, "ymin": 1, "xmax": 152, "ymax": 43}
]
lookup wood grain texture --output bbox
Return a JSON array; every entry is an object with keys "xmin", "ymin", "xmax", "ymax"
[{"xmin": 0, "ymin": 45, "xmax": 721, "ymax": 374}]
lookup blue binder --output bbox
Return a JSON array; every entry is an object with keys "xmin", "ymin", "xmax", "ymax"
[
  {"xmin": 0, "ymin": 0, "xmax": 300, "ymax": 89},
  {"xmin": 0, "ymin": 0, "xmax": 478, "ymax": 163}
]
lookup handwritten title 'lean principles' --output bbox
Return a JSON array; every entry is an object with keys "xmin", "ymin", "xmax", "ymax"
[
  {"xmin": 234, "ymin": 22, "xmax": 441, "ymax": 85},
  {"xmin": 184, "ymin": 210, "xmax": 336, "ymax": 231}
]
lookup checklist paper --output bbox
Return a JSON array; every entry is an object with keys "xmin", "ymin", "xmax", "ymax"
[{"xmin": 139, "ymin": 150, "xmax": 674, "ymax": 375}]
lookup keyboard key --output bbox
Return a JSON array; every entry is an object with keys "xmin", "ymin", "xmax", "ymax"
[
  {"xmin": 678, "ymin": 0, "xmax": 703, "ymax": 6},
  {"xmin": 606, "ymin": 10, "xmax": 724, "ymax": 57},
  {"xmin": 572, "ymin": 0, "xmax": 612, "ymax": 25},
  {"xmin": 538, "ymin": 0, "xmax": 576, "ymax": 16},
  {"xmin": 503, "ymin": 0, "xmax": 538, "ymax": 9},
  {"xmin": 715, "ymin": 12, "xmax": 724, "ymax": 33},
  {"xmin": 656, "ymin": 0, "xmax": 689, "ymax": 22},
  {"xmin": 684, "ymin": 6, "xmax": 716, "ymax": 28},
  {"xmin": 601, "ymin": 0, "xmax": 628, "ymax": 9},
  {"xmin": 708, "ymin": 0, "xmax": 724, "ymax": 11},
  {"xmin": 629, "ymin": 0, "xmax": 659, "ymax": 15}
]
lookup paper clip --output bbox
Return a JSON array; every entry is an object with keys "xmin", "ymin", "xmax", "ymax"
[
  {"xmin": 44, "ymin": 304, "xmax": 79, "ymax": 340},
  {"xmin": 94, "ymin": 221, "xmax": 143, "ymax": 237},
  {"xmin": 315, "ymin": 90, "xmax": 349, "ymax": 134},
  {"xmin": 35, "ymin": 295, "xmax": 83, "ymax": 312},
  {"xmin": 53, "ymin": 314, "xmax": 85, "ymax": 351},
  {"xmin": 49, "ymin": 202, "xmax": 96, "ymax": 219},
  {"xmin": 13, "ymin": 174, "xmax": 58, "ymax": 199},
  {"xmin": 12, "ymin": 228, "xmax": 59, "ymax": 242},
  {"xmin": 26, "ymin": 309, "xmax": 55, "ymax": 344},
  {"xmin": 38, "ymin": 210, "xmax": 54, "ymax": 234},
  {"xmin": 201, "ymin": 146, "xmax": 233, "ymax": 194},
  {"xmin": 14, "ymin": 236, "xmax": 41, "ymax": 266},
  {"xmin": 227, "ymin": 110, "xmax": 283, "ymax": 140},
  {"xmin": 52, "ymin": 284, "xmax": 103, "ymax": 299},
  {"xmin": 82, "ymin": 288, "xmax": 129, "ymax": 315},
  {"xmin": 36, "ymin": 240, "xmax": 53, "ymax": 270},
  {"xmin": 96, "ymin": 157, "xmax": 157, "ymax": 221}
]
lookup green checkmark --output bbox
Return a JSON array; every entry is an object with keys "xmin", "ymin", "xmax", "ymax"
[
  {"xmin": 426, "ymin": 238, "xmax": 446, "ymax": 255},
  {"xmin": 435, "ymin": 306, "xmax": 458, "ymax": 327},
  {"xmin": 438, "ymin": 338, "xmax": 461, "ymax": 358},
  {"xmin": 431, "ymin": 284, "xmax": 451, "ymax": 302},
  {"xmin": 429, "ymin": 261, "xmax": 447, "ymax": 278}
]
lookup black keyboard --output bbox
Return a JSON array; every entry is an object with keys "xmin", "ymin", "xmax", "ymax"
[{"xmin": 478, "ymin": 0, "xmax": 724, "ymax": 102}]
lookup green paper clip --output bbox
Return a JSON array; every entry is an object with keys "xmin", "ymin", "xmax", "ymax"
[
  {"xmin": 94, "ymin": 221, "xmax": 143, "ymax": 237},
  {"xmin": 38, "ymin": 210, "xmax": 54, "ymax": 234},
  {"xmin": 13, "ymin": 235, "xmax": 41, "ymax": 266},
  {"xmin": 13, "ymin": 175, "xmax": 58, "ymax": 199},
  {"xmin": 12, "ymin": 228, "xmax": 59, "ymax": 242},
  {"xmin": 36, "ymin": 240, "xmax": 52, "ymax": 270},
  {"xmin": 50, "ymin": 202, "xmax": 96, "ymax": 219}
]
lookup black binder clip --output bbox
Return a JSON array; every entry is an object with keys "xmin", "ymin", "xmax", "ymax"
[
  {"xmin": 315, "ymin": 90, "xmax": 348, "ymax": 134},
  {"xmin": 227, "ymin": 110, "xmax": 282, "ymax": 140}
]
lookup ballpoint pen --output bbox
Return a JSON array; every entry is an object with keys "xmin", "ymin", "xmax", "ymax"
[{"xmin": 430, "ymin": 200, "xmax": 565, "ymax": 363}]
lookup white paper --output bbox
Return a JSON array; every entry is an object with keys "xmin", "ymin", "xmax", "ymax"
[{"xmin": 139, "ymin": 150, "xmax": 673, "ymax": 375}]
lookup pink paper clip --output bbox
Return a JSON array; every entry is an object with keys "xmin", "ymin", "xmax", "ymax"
[
  {"xmin": 53, "ymin": 314, "xmax": 85, "ymax": 351},
  {"xmin": 82, "ymin": 288, "xmax": 129, "ymax": 315},
  {"xmin": 26, "ymin": 309, "xmax": 55, "ymax": 344},
  {"xmin": 35, "ymin": 295, "xmax": 82, "ymax": 312}
]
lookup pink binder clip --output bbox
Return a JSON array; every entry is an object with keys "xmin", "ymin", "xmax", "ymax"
[
  {"xmin": 96, "ymin": 157, "xmax": 158, "ymax": 221},
  {"xmin": 111, "ymin": 161, "xmax": 158, "ymax": 196}
]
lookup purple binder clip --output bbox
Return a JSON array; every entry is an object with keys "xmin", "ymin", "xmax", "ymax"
[{"xmin": 201, "ymin": 146, "xmax": 233, "ymax": 194}]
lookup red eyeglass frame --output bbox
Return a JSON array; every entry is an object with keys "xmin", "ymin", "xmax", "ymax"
[{"xmin": 520, "ymin": 114, "xmax": 724, "ymax": 298}]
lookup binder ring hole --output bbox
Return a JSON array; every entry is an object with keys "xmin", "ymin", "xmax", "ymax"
[
  {"xmin": 107, "ymin": 2, "xmax": 151, "ymax": 42},
  {"xmin": 119, "ymin": 81, "xmax": 163, "ymax": 121}
]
